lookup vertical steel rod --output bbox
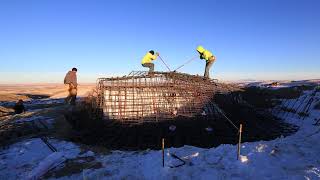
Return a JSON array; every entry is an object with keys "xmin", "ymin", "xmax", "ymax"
[{"xmin": 237, "ymin": 124, "xmax": 243, "ymax": 160}]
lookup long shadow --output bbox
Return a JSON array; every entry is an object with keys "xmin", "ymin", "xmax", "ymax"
[
  {"xmin": 212, "ymin": 91, "xmax": 299, "ymax": 143},
  {"xmin": 17, "ymin": 93, "xmax": 50, "ymax": 100},
  {"xmin": 64, "ymin": 87, "xmax": 299, "ymax": 150}
]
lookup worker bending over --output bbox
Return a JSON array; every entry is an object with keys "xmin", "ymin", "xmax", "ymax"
[
  {"xmin": 196, "ymin": 46, "xmax": 216, "ymax": 79},
  {"xmin": 141, "ymin": 50, "xmax": 159, "ymax": 73}
]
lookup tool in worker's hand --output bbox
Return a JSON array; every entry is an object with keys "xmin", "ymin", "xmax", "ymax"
[
  {"xmin": 173, "ymin": 56, "xmax": 198, "ymax": 72},
  {"xmin": 158, "ymin": 55, "xmax": 171, "ymax": 71}
]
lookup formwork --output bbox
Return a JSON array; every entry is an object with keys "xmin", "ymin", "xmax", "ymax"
[{"xmin": 95, "ymin": 71, "xmax": 221, "ymax": 123}]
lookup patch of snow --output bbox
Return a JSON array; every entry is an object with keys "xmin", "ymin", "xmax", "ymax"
[
  {"xmin": 0, "ymin": 139, "xmax": 81, "ymax": 180},
  {"xmin": 243, "ymin": 79, "xmax": 320, "ymax": 89},
  {"xmin": 27, "ymin": 152, "xmax": 65, "ymax": 180}
]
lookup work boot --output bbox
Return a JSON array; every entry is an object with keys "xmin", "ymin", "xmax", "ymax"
[
  {"xmin": 64, "ymin": 97, "xmax": 70, "ymax": 104},
  {"xmin": 147, "ymin": 72, "xmax": 155, "ymax": 77}
]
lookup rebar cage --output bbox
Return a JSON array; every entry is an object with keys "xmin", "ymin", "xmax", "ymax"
[{"xmin": 96, "ymin": 71, "xmax": 220, "ymax": 123}]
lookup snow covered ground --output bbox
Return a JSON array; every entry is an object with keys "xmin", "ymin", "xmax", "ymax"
[
  {"xmin": 0, "ymin": 85, "xmax": 319, "ymax": 179},
  {"xmin": 235, "ymin": 79, "xmax": 320, "ymax": 89}
]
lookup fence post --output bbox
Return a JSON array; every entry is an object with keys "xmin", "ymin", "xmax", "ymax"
[
  {"xmin": 162, "ymin": 138, "xmax": 165, "ymax": 167},
  {"xmin": 237, "ymin": 124, "xmax": 243, "ymax": 160}
]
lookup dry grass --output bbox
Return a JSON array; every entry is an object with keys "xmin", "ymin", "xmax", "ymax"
[
  {"xmin": 0, "ymin": 94, "xmax": 30, "ymax": 102},
  {"xmin": 0, "ymin": 84, "xmax": 95, "ymax": 102}
]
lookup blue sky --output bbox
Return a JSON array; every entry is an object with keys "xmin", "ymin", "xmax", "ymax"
[{"xmin": 0, "ymin": 0, "xmax": 319, "ymax": 83}]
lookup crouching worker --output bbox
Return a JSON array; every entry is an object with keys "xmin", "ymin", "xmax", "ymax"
[
  {"xmin": 141, "ymin": 50, "xmax": 159, "ymax": 74},
  {"xmin": 14, "ymin": 99, "xmax": 26, "ymax": 114},
  {"xmin": 64, "ymin": 67, "xmax": 78, "ymax": 105},
  {"xmin": 196, "ymin": 46, "xmax": 216, "ymax": 79}
]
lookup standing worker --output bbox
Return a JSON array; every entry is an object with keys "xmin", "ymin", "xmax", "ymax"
[
  {"xmin": 64, "ymin": 67, "xmax": 78, "ymax": 105},
  {"xmin": 141, "ymin": 50, "xmax": 159, "ymax": 73},
  {"xmin": 196, "ymin": 46, "xmax": 216, "ymax": 79}
]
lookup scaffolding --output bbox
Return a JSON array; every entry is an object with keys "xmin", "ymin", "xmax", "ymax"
[{"xmin": 95, "ymin": 71, "xmax": 223, "ymax": 123}]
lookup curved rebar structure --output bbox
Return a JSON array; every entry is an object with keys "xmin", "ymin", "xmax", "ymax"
[{"xmin": 95, "ymin": 71, "xmax": 236, "ymax": 124}]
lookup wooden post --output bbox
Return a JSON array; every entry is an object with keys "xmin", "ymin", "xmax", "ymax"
[
  {"xmin": 237, "ymin": 124, "xmax": 243, "ymax": 160},
  {"xmin": 162, "ymin": 138, "xmax": 165, "ymax": 167}
]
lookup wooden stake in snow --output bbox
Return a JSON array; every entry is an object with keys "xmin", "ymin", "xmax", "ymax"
[
  {"xmin": 237, "ymin": 124, "xmax": 243, "ymax": 160},
  {"xmin": 162, "ymin": 138, "xmax": 165, "ymax": 167}
]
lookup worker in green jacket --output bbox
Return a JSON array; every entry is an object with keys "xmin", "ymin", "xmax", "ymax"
[
  {"xmin": 196, "ymin": 46, "xmax": 216, "ymax": 79},
  {"xmin": 141, "ymin": 50, "xmax": 159, "ymax": 73}
]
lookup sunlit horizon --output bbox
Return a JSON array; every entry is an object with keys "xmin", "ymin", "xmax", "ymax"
[{"xmin": 0, "ymin": 71, "xmax": 319, "ymax": 84}]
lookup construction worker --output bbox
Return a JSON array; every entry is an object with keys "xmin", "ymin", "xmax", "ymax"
[
  {"xmin": 64, "ymin": 67, "xmax": 78, "ymax": 105},
  {"xmin": 196, "ymin": 46, "xmax": 216, "ymax": 79},
  {"xmin": 13, "ymin": 99, "xmax": 26, "ymax": 114},
  {"xmin": 141, "ymin": 50, "xmax": 159, "ymax": 73}
]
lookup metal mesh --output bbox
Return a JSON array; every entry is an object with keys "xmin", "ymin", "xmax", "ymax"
[{"xmin": 96, "ymin": 71, "xmax": 220, "ymax": 123}]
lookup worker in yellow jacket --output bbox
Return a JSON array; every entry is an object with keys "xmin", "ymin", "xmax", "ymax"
[
  {"xmin": 196, "ymin": 46, "xmax": 216, "ymax": 79},
  {"xmin": 141, "ymin": 50, "xmax": 159, "ymax": 73}
]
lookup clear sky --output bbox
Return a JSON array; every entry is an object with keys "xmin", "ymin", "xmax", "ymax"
[{"xmin": 0, "ymin": 0, "xmax": 319, "ymax": 83}]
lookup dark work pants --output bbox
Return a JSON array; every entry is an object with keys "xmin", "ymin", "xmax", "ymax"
[{"xmin": 142, "ymin": 63, "xmax": 154, "ymax": 72}]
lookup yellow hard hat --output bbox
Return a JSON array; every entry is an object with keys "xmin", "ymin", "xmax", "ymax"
[{"xmin": 196, "ymin": 45, "xmax": 205, "ymax": 53}]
